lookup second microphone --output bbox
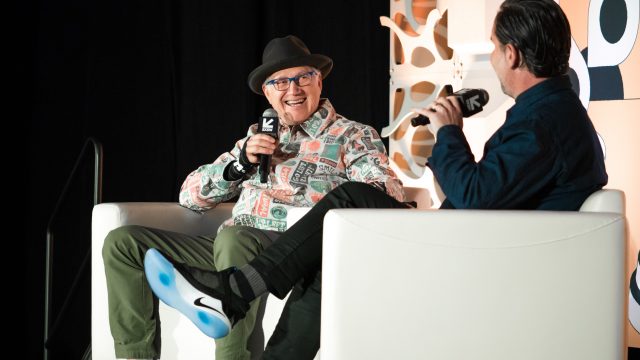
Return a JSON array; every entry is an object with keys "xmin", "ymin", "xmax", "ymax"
[{"xmin": 411, "ymin": 88, "xmax": 490, "ymax": 127}]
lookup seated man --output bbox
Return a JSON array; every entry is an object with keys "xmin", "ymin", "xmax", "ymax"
[
  {"xmin": 144, "ymin": 0, "xmax": 607, "ymax": 358},
  {"xmin": 102, "ymin": 35, "xmax": 404, "ymax": 360}
]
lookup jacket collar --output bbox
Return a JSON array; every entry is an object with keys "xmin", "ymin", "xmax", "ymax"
[
  {"xmin": 296, "ymin": 98, "xmax": 337, "ymax": 138},
  {"xmin": 512, "ymin": 75, "xmax": 572, "ymax": 110}
]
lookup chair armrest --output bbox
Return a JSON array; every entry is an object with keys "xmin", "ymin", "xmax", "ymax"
[
  {"xmin": 579, "ymin": 189, "xmax": 625, "ymax": 214},
  {"xmin": 92, "ymin": 202, "xmax": 234, "ymax": 239},
  {"xmin": 91, "ymin": 202, "xmax": 233, "ymax": 359}
]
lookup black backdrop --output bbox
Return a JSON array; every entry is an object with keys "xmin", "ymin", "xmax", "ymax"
[
  {"xmin": 29, "ymin": 0, "xmax": 390, "ymax": 358},
  {"xmin": 25, "ymin": 1, "xmax": 640, "ymax": 358}
]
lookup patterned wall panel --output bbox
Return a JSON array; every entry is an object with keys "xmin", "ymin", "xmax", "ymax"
[{"xmin": 381, "ymin": 0, "xmax": 507, "ymax": 207}]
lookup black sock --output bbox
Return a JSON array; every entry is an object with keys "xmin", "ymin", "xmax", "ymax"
[{"xmin": 229, "ymin": 265, "xmax": 267, "ymax": 302}]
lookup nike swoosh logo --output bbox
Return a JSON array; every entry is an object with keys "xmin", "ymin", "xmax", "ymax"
[{"xmin": 194, "ymin": 297, "xmax": 225, "ymax": 316}]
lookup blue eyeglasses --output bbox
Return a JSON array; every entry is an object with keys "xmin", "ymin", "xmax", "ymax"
[{"xmin": 265, "ymin": 71, "xmax": 318, "ymax": 91}]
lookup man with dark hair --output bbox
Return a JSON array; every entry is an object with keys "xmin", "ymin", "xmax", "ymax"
[
  {"xmin": 144, "ymin": 1, "xmax": 607, "ymax": 358},
  {"xmin": 420, "ymin": 0, "xmax": 606, "ymax": 210}
]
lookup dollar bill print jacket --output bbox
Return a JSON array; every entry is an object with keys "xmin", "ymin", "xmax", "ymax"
[{"xmin": 180, "ymin": 99, "xmax": 405, "ymax": 233}]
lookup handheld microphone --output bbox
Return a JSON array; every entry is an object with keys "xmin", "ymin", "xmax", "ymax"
[
  {"xmin": 411, "ymin": 87, "xmax": 490, "ymax": 127},
  {"xmin": 257, "ymin": 108, "xmax": 279, "ymax": 183}
]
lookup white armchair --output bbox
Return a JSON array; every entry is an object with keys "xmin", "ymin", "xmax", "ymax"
[
  {"xmin": 91, "ymin": 186, "xmax": 430, "ymax": 359},
  {"xmin": 91, "ymin": 186, "xmax": 434, "ymax": 359},
  {"xmin": 320, "ymin": 189, "xmax": 626, "ymax": 360}
]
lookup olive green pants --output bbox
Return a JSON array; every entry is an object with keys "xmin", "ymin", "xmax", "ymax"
[{"xmin": 102, "ymin": 224, "xmax": 278, "ymax": 360}]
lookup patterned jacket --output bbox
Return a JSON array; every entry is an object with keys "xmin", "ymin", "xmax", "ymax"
[{"xmin": 180, "ymin": 98, "xmax": 405, "ymax": 232}]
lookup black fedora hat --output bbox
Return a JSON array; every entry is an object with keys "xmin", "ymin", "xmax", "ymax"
[{"xmin": 248, "ymin": 35, "xmax": 333, "ymax": 95}]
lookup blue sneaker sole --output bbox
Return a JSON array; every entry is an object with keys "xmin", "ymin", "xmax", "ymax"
[{"xmin": 143, "ymin": 248, "xmax": 231, "ymax": 339}]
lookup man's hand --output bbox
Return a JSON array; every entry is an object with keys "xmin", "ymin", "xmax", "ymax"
[
  {"xmin": 413, "ymin": 95, "xmax": 464, "ymax": 136},
  {"xmin": 244, "ymin": 134, "xmax": 277, "ymax": 164}
]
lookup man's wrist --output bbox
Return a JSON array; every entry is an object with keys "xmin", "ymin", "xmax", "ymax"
[
  {"xmin": 233, "ymin": 160, "xmax": 252, "ymax": 174},
  {"xmin": 224, "ymin": 160, "xmax": 255, "ymax": 181},
  {"xmin": 239, "ymin": 138, "xmax": 258, "ymax": 167}
]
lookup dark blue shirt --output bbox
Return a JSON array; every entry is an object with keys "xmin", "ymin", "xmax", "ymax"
[{"xmin": 428, "ymin": 75, "xmax": 607, "ymax": 210}]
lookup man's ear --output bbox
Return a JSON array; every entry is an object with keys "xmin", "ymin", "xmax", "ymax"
[{"xmin": 504, "ymin": 43, "xmax": 521, "ymax": 69}]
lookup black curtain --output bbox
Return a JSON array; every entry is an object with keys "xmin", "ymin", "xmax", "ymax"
[{"xmin": 29, "ymin": 0, "xmax": 390, "ymax": 358}]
